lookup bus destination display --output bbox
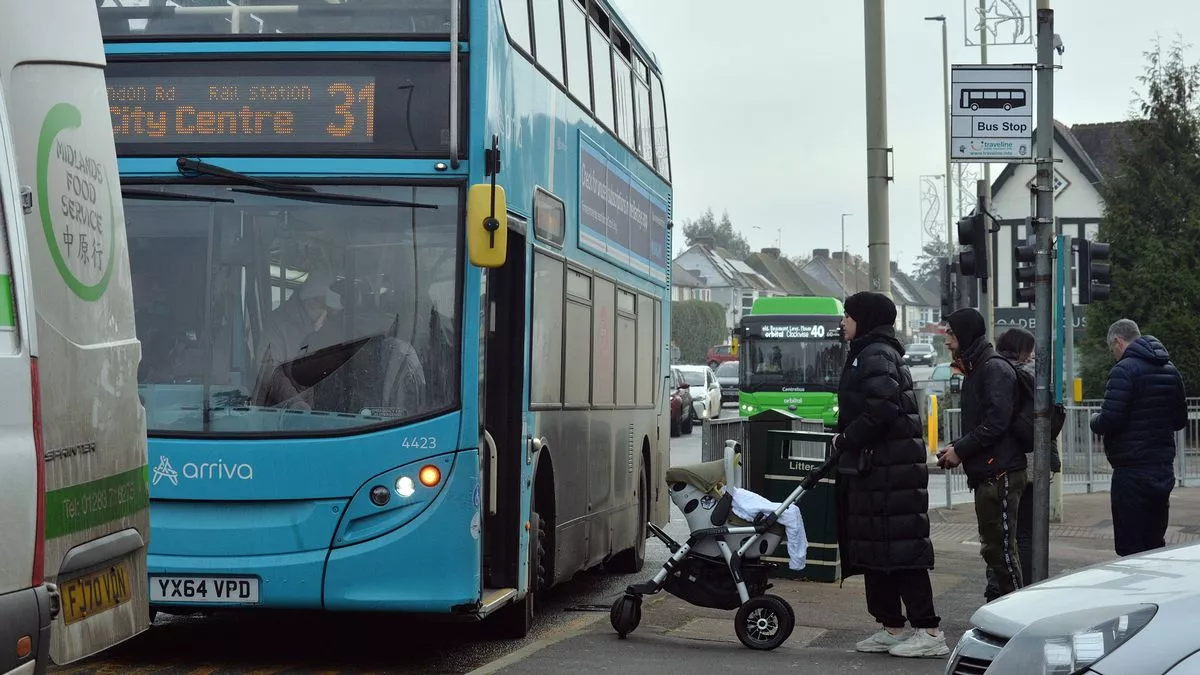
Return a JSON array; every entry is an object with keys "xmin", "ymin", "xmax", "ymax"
[{"xmin": 108, "ymin": 75, "xmax": 378, "ymax": 144}]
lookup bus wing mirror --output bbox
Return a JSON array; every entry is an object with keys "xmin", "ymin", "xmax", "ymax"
[{"xmin": 466, "ymin": 183, "xmax": 507, "ymax": 268}]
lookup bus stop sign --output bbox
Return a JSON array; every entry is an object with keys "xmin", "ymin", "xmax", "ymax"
[{"xmin": 950, "ymin": 64, "xmax": 1034, "ymax": 163}]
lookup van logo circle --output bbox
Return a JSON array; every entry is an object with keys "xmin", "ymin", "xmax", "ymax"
[{"xmin": 36, "ymin": 103, "xmax": 116, "ymax": 301}]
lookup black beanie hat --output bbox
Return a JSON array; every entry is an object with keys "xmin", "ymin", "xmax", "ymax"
[
  {"xmin": 945, "ymin": 307, "xmax": 987, "ymax": 350},
  {"xmin": 844, "ymin": 291, "xmax": 897, "ymax": 335}
]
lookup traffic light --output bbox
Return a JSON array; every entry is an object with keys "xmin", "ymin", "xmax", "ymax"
[
  {"xmin": 957, "ymin": 211, "xmax": 989, "ymax": 279},
  {"xmin": 1078, "ymin": 238, "xmax": 1111, "ymax": 304},
  {"xmin": 1013, "ymin": 243, "xmax": 1037, "ymax": 303}
]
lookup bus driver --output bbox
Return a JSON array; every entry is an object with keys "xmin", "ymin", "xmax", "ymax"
[{"xmin": 253, "ymin": 269, "xmax": 341, "ymax": 408}]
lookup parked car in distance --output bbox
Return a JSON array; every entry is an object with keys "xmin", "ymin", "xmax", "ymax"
[
  {"xmin": 903, "ymin": 342, "xmax": 937, "ymax": 366},
  {"xmin": 706, "ymin": 344, "xmax": 736, "ymax": 370},
  {"xmin": 676, "ymin": 364, "xmax": 721, "ymax": 421},
  {"xmin": 715, "ymin": 361, "xmax": 739, "ymax": 404},
  {"xmin": 669, "ymin": 367, "xmax": 695, "ymax": 437},
  {"xmin": 947, "ymin": 540, "xmax": 1200, "ymax": 674},
  {"xmin": 922, "ymin": 362, "xmax": 964, "ymax": 399}
]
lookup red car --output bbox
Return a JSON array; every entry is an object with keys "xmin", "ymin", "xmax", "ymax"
[
  {"xmin": 706, "ymin": 344, "xmax": 736, "ymax": 370},
  {"xmin": 669, "ymin": 367, "xmax": 695, "ymax": 437}
]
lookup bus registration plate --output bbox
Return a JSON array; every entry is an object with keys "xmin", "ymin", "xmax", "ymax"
[
  {"xmin": 150, "ymin": 576, "xmax": 260, "ymax": 604},
  {"xmin": 61, "ymin": 563, "xmax": 133, "ymax": 625}
]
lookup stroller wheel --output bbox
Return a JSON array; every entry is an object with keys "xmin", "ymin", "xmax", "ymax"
[
  {"xmin": 734, "ymin": 594, "xmax": 794, "ymax": 651},
  {"xmin": 610, "ymin": 594, "xmax": 642, "ymax": 639}
]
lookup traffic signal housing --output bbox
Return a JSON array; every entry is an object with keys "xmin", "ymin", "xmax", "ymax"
[
  {"xmin": 1013, "ymin": 243, "xmax": 1037, "ymax": 304},
  {"xmin": 957, "ymin": 211, "xmax": 989, "ymax": 279},
  {"xmin": 1078, "ymin": 239, "xmax": 1111, "ymax": 304}
]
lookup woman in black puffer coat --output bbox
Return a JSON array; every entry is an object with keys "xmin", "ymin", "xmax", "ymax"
[{"xmin": 832, "ymin": 292, "xmax": 947, "ymax": 658}]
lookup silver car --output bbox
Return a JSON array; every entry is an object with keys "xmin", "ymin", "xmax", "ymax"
[{"xmin": 947, "ymin": 541, "xmax": 1200, "ymax": 674}]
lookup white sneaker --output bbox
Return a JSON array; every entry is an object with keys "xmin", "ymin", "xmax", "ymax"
[
  {"xmin": 855, "ymin": 628, "xmax": 913, "ymax": 653},
  {"xmin": 887, "ymin": 629, "xmax": 950, "ymax": 658}
]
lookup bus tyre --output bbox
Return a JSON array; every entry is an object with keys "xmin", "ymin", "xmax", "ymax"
[{"xmin": 607, "ymin": 463, "xmax": 647, "ymax": 573}]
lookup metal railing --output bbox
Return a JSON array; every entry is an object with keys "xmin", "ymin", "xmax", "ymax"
[
  {"xmin": 700, "ymin": 414, "xmax": 824, "ymax": 462},
  {"xmin": 937, "ymin": 401, "xmax": 1200, "ymax": 506}
]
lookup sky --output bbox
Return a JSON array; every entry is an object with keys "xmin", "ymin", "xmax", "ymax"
[{"xmin": 615, "ymin": 0, "xmax": 1200, "ymax": 273}]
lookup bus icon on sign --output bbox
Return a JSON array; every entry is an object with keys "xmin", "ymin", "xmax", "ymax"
[{"xmin": 960, "ymin": 88, "xmax": 1027, "ymax": 112}]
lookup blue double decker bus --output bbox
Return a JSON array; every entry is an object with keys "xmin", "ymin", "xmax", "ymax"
[{"xmin": 97, "ymin": 0, "xmax": 673, "ymax": 635}]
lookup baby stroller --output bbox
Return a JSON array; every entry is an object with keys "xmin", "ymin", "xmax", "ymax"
[{"xmin": 610, "ymin": 438, "xmax": 840, "ymax": 650}]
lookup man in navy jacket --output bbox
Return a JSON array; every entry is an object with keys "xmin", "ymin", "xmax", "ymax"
[{"xmin": 1090, "ymin": 319, "xmax": 1187, "ymax": 556}]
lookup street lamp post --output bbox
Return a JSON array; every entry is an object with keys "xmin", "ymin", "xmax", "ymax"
[
  {"xmin": 841, "ymin": 213, "xmax": 852, "ymax": 301},
  {"xmin": 925, "ymin": 15, "xmax": 953, "ymax": 259}
]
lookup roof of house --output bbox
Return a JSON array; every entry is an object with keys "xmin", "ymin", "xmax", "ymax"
[
  {"xmin": 990, "ymin": 119, "xmax": 1135, "ymax": 195},
  {"xmin": 671, "ymin": 262, "xmax": 704, "ymax": 288},
  {"xmin": 674, "ymin": 243, "xmax": 779, "ymax": 293},
  {"xmin": 743, "ymin": 249, "xmax": 838, "ymax": 297}
]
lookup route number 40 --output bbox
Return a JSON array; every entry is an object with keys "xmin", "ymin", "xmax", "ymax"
[{"xmin": 402, "ymin": 436, "xmax": 437, "ymax": 449}]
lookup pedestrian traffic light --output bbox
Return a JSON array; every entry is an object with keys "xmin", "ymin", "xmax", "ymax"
[
  {"xmin": 1013, "ymin": 244, "xmax": 1036, "ymax": 304},
  {"xmin": 957, "ymin": 211, "xmax": 988, "ymax": 279},
  {"xmin": 1078, "ymin": 238, "xmax": 1111, "ymax": 304}
]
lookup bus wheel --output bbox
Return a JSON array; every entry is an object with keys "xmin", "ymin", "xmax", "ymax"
[{"xmin": 607, "ymin": 463, "xmax": 647, "ymax": 573}]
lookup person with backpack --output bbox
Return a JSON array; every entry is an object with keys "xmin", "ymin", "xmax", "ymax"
[
  {"xmin": 984, "ymin": 327, "xmax": 1064, "ymax": 596},
  {"xmin": 936, "ymin": 308, "xmax": 1027, "ymax": 600}
]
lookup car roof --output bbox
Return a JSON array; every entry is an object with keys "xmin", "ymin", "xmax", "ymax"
[{"xmin": 676, "ymin": 364, "xmax": 709, "ymax": 372}]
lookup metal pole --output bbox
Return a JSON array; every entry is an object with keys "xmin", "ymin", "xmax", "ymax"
[
  {"xmin": 979, "ymin": 0, "xmax": 994, "ymax": 340},
  {"xmin": 1030, "ymin": 0, "xmax": 1055, "ymax": 584},
  {"xmin": 977, "ymin": 179, "xmax": 994, "ymax": 334},
  {"xmin": 864, "ymin": 0, "xmax": 892, "ymax": 298},
  {"xmin": 841, "ymin": 214, "xmax": 847, "ymax": 300},
  {"xmin": 926, "ymin": 15, "xmax": 953, "ymax": 258}
]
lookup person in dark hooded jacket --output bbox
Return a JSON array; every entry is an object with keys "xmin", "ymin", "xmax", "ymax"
[
  {"xmin": 937, "ymin": 307, "xmax": 1026, "ymax": 601},
  {"xmin": 832, "ymin": 292, "xmax": 946, "ymax": 658},
  {"xmin": 1090, "ymin": 319, "xmax": 1187, "ymax": 556}
]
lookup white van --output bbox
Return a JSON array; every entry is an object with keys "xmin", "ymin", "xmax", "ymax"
[{"xmin": 0, "ymin": 2, "xmax": 150, "ymax": 671}]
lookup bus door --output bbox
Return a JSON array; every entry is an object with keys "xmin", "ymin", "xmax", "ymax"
[
  {"xmin": 1, "ymin": 2, "xmax": 150, "ymax": 664},
  {"xmin": 481, "ymin": 217, "xmax": 527, "ymax": 590}
]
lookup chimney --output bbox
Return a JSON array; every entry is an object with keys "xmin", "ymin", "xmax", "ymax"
[
  {"xmin": 762, "ymin": 247, "xmax": 781, "ymax": 258},
  {"xmin": 694, "ymin": 236, "xmax": 716, "ymax": 250},
  {"xmin": 813, "ymin": 248, "xmax": 829, "ymax": 259},
  {"xmin": 890, "ymin": 261, "xmax": 899, "ymax": 273},
  {"xmin": 831, "ymin": 251, "xmax": 844, "ymax": 261}
]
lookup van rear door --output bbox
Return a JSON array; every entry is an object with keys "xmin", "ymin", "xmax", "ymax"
[{"xmin": 0, "ymin": 1, "xmax": 150, "ymax": 664}]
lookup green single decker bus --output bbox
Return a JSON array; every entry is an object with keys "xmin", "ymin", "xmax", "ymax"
[{"xmin": 736, "ymin": 296, "xmax": 845, "ymax": 427}]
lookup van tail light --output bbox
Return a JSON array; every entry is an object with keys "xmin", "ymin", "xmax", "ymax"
[{"xmin": 31, "ymin": 357, "xmax": 45, "ymax": 587}]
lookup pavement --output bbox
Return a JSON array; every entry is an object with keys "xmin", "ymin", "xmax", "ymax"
[{"xmin": 469, "ymin": 486, "xmax": 1200, "ymax": 675}]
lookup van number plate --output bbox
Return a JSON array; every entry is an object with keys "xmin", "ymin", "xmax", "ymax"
[
  {"xmin": 149, "ymin": 576, "xmax": 260, "ymax": 604},
  {"xmin": 61, "ymin": 563, "xmax": 133, "ymax": 625}
]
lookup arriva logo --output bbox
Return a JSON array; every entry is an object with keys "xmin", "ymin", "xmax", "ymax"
[{"xmin": 152, "ymin": 455, "xmax": 253, "ymax": 485}]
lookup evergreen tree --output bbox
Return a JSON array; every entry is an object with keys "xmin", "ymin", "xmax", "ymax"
[
  {"xmin": 911, "ymin": 234, "xmax": 949, "ymax": 289},
  {"xmin": 1082, "ymin": 39, "xmax": 1200, "ymax": 397},
  {"xmin": 681, "ymin": 208, "xmax": 751, "ymax": 259}
]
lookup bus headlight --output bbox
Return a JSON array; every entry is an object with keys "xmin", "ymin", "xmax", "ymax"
[{"xmin": 395, "ymin": 475, "xmax": 416, "ymax": 498}]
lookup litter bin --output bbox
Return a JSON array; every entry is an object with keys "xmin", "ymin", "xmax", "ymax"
[{"xmin": 744, "ymin": 411, "xmax": 839, "ymax": 583}]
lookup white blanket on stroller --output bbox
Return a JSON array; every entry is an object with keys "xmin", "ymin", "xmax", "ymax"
[{"xmin": 724, "ymin": 485, "xmax": 808, "ymax": 570}]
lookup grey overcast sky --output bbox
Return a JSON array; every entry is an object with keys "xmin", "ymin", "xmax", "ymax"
[{"xmin": 615, "ymin": 0, "xmax": 1198, "ymax": 271}]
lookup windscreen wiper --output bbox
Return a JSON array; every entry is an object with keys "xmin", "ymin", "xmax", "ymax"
[
  {"xmin": 229, "ymin": 188, "xmax": 439, "ymax": 210},
  {"xmin": 121, "ymin": 187, "xmax": 235, "ymax": 203},
  {"xmin": 176, "ymin": 157, "xmax": 315, "ymax": 193}
]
